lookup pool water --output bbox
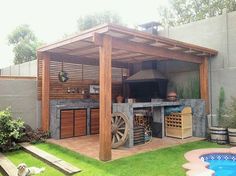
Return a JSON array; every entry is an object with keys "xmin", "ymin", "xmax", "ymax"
[{"xmin": 202, "ymin": 153, "xmax": 236, "ymax": 176}]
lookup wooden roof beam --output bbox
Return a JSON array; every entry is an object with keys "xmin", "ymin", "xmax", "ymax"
[
  {"xmin": 94, "ymin": 33, "xmax": 203, "ymax": 64},
  {"xmin": 70, "ymin": 48, "xmax": 99, "ymax": 57},
  {"xmin": 107, "ymin": 24, "xmax": 218, "ymax": 55},
  {"xmin": 168, "ymin": 46, "xmax": 185, "ymax": 51},
  {"xmin": 37, "ymin": 24, "xmax": 217, "ymax": 56},
  {"xmin": 112, "ymin": 53, "xmax": 143, "ymax": 60},
  {"xmin": 118, "ymin": 55, "xmax": 158, "ymax": 63},
  {"xmin": 196, "ymin": 52, "xmax": 209, "ymax": 56},
  {"xmin": 64, "ymin": 44, "xmax": 95, "ymax": 54},
  {"xmin": 112, "ymin": 50, "xmax": 129, "ymax": 57},
  {"xmin": 38, "ymin": 24, "xmax": 109, "ymax": 52}
]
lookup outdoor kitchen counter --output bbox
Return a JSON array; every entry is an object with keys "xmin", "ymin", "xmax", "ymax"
[
  {"xmin": 113, "ymin": 101, "xmax": 181, "ymax": 147},
  {"xmin": 126, "ymin": 101, "xmax": 180, "ymax": 108},
  {"xmin": 50, "ymin": 99, "xmax": 99, "ymax": 139}
]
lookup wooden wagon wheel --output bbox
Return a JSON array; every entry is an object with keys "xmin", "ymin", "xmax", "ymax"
[{"xmin": 111, "ymin": 112, "xmax": 129, "ymax": 149}]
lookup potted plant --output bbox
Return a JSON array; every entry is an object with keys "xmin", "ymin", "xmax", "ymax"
[
  {"xmin": 209, "ymin": 87, "xmax": 228, "ymax": 144},
  {"xmin": 116, "ymin": 95, "xmax": 124, "ymax": 103},
  {"xmin": 225, "ymin": 97, "xmax": 236, "ymax": 145}
]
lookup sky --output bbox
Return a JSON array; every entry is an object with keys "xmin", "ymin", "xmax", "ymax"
[{"xmin": 0, "ymin": 0, "xmax": 169, "ymax": 68}]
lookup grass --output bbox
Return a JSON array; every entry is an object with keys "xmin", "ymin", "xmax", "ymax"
[{"xmin": 5, "ymin": 141, "xmax": 224, "ymax": 176}]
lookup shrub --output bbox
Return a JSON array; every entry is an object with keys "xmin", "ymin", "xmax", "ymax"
[
  {"xmin": 225, "ymin": 97, "xmax": 236, "ymax": 128},
  {"xmin": 217, "ymin": 87, "xmax": 226, "ymax": 126},
  {"xmin": 19, "ymin": 124, "xmax": 50, "ymax": 144},
  {"xmin": 0, "ymin": 108, "xmax": 24, "ymax": 152}
]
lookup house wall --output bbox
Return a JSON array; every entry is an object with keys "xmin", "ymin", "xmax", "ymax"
[
  {"xmin": 159, "ymin": 10, "xmax": 236, "ymax": 114},
  {"xmin": 0, "ymin": 77, "xmax": 39, "ymax": 129}
]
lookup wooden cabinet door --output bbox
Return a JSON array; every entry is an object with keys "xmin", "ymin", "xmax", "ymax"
[
  {"xmin": 60, "ymin": 110, "xmax": 74, "ymax": 138},
  {"xmin": 74, "ymin": 109, "xmax": 87, "ymax": 136},
  {"xmin": 90, "ymin": 108, "xmax": 99, "ymax": 134}
]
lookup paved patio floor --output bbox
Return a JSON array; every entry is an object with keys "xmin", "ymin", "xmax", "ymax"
[{"xmin": 48, "ymin": 135, "xmax": 204, "ymax": 161}]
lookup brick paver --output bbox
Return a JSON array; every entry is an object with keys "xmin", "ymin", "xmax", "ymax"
[{"xmin": 48, "ymin": 135, "xmax": 204, "ymax": 160}]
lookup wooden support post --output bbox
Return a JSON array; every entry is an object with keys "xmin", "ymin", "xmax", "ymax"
[
  {"xmin": 200, "ymin": 57, "xmax": 209, "ymax": 113},
  {"xmin": 99, "ymin": 35, "xmax": 112, "ymax": 161},
  {"xmin": 41, "ymin": 52, "xmax": 50, "ymax": 131}
]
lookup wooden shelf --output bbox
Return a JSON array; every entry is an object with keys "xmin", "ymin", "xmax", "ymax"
[{"xmin": 165, "ymin": 107, "xmax": 192, "ymax": 139}]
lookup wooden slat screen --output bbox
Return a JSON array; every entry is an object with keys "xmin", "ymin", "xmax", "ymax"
[
  {"xmin": 83, "ymin": 65, "xmax": 99, "ymax": 80},
  {"xmin": 38, "ymin": 59, "xmax": 125, "ymax": 100}
]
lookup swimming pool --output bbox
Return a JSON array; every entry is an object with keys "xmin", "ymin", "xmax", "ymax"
[
  {"xmin": 183, "ymin": 148, "xmax": 236, "ymax": 176},
  {"xmin": 201, "ymin": 153, "xmax": 236, "ymax": 176}
]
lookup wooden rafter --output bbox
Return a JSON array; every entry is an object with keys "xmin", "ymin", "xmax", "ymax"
[
  {"xmin": 38, "ymin": 24, "xmax": 217, "ymax": 60},
  {"xmin": 64, "ymin": 43, "xmax": 95, "ymax": 54},
  {"xmin": 112, "ymin": 50, "xmax": 129, "ymax": 57},
  {"xmin": 49, "ymin": 52, "xmax": 128, "ymax": 68},
  {"xmin": 112, "ymin": 53, "xmax": 143, "ymax": 60},
  {"xmin": 38, "ymin": 24, "xmax": 109, "ymax": 52},
  {"xmin": 94, "ymin": 33, "xmax": 203, "ymax": 64},
  {"xmin": 107, "ymin": 24, "xmax": 218, "ymax": 55}
]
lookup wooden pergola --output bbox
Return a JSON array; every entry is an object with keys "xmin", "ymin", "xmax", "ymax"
[{"xmin": 37, "ymin": 24, "xmax": 217, "ymax": 161}]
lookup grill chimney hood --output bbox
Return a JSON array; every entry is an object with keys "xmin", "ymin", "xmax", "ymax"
[
  {"xmin": 125, "ymin": 60, "xmax": 167, "ymax": 83},
  {"xmin": 138, "ymin": 21, "xmax": 161, "ymax": 35}
]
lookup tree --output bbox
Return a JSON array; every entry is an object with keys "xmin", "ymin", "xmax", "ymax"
[
  {"xmin": 159, "ymin": 0, "xmax": 236, "ymax": 26},
  {"xmin": 77, "ymin": 11, "xmax": 123, "ymax": 31},
  {"xmin": 8, "ymin": 25, "xmax": 42, "ymax": 64}
]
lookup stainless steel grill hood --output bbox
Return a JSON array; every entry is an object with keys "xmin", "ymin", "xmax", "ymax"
[{"xmin": 125, "ymin": 60, "xmax": 167, "ymax": 83}]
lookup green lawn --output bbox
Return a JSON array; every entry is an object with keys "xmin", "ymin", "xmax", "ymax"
[
  {"xmin": 6, "ymin": 151, "xmax": 63, "ymax": 176},
  {"xmin": 6, "ymin": 141, "xmax": 224, "ymax": 176}
]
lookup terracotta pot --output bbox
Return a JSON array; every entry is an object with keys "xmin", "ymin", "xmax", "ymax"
[
  {"xmin": 116, "ymin": 95, "xmax": 124, "ymax": 103},
  {"xmin": 167, "ymin": 91, "xmax": 177, "ymax": 97},
  {"xmin": 167, "ymin": 91, "xmax": 177, "ymax": 101}
]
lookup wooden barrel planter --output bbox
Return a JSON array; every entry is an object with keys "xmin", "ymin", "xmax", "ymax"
[
  {"xmin": 209, "ymin": 126, "xmax": 228, "ymax": 144},
  {"xmin": 228, "ymin": 128, "xmax": 236, "ymax": 145}
]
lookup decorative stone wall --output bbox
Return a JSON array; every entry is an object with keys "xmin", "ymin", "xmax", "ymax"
[
  {"xmin": 50, "ymin": 99, "xmax": 98, "ymax": 139},
  {"xmin": 113, "ymin": 101, "xmax": 180, "ymax": 147},
  {"xmin": 180, "ymin": 99, "xmax": 206, "ymax": 137},
  {"xmin": 49, "ymin": 99, "xmax": 206, "ymax": 140}
]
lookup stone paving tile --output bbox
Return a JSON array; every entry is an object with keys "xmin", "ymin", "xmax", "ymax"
[{"xmin": 48, "ymin": 135, "xmax": 204, "ymax": 160}]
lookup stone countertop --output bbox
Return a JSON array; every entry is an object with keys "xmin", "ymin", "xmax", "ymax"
[
  {"xmin": 52, "ymin": 99, "xmax": 99, "ymax": 110},
  {"xmin": 53, "ymin": 100, "xmax": 180, "ymax": 110},
  {"xmin": 113, "ymin": 101, "xmax": 180, "ymax": 108},
  {"xmin": 55, "ymin": 103, "xmax": 99, "ymax": 109}
]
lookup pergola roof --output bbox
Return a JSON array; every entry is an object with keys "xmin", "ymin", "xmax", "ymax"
[{"xmin": 38, "ymin": 23, "xmax": 217, "ymax": 66}]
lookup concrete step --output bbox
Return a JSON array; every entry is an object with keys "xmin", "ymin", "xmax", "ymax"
[
  {"xmin": 20, "ymin": 143, "xmax": 81, "ymax": 175},
  {"xmin": 0, "ymin": 153, "xmax": 18, "ymax": 176}
]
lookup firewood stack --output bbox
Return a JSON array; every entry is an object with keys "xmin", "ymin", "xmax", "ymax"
[{"xmin": 133, "ymin": 110, "xmax": 152, "ymax": 145}]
